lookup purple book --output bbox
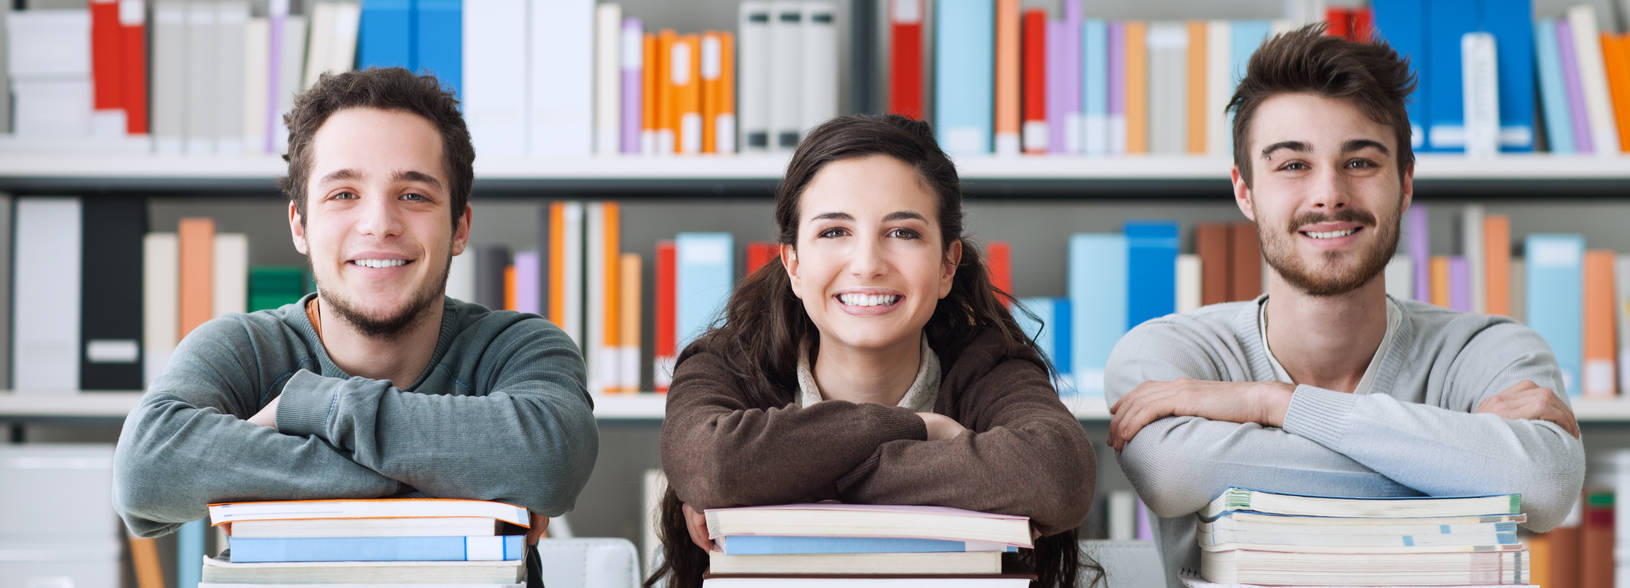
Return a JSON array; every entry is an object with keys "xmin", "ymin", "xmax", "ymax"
[
  {"xmin": 1047, "ymin": 20, "xmax": 1067, "ymax": 153},
  {"xmin": 1407, "ymin": 204, "xmax": 1430, "ymax": 302},
  {"xmin": 621, "ymin": 18, "xmax": 643, "ymax": 154},
  {"xmin": 1135, "ymin": 497, "xmax": 1152, "ymax": 540},
  {"xmin": 1063, "ymin": 0, "xmax": 1082, "ymax": 153},
  {"xmin": 267, "ymin": 0, "xmax": 287, "ymax": 154},
  {"xmin": 1557, "ymin": 19, "xmax": 1594, "ymax": 153},
  {"xmin": 1448, "ymin": 256, "xmax": 1471, "ymax": 312},
  {"xmin": 1107, "ymin": 21, "xmax": 1125, "ymax": 153},
  {"xmin": 514, "ymin": 251, "xmax": 541, "ymax": 315}
]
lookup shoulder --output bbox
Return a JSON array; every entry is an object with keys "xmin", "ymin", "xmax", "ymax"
[
  {"xmin": 1392, "ymin": 298, "xmax": 1553, "ymax": 362},
  {"xmin": 445, "ymin": 298, "xmax": 576, "ymax": 357},
  {"xmin": 175, "ymin": 301, "xmax": 313, "ymax": 358}
]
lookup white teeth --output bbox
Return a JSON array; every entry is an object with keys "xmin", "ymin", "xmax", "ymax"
[
  {"xmin": 839, "ymin": 293, "xmax": 901, "ymax": 307},
  {"xmin": 354, "ymin": 259, "xmax": 407, "ymax": 268},
  {"xmin": 1304, "ymin": 229, "xmax": 1357, "ymax": 240}
]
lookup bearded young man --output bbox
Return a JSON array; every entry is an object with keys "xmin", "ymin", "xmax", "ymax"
[
  {"xmin": 112, "ymin": 69, "xmax": 597, "ymax": 547},
  {"xmin": 1104, "ymin": 26, "xmax": 1585, "ymax": 585}
]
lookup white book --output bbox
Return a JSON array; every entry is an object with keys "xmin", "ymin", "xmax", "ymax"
[
  {"xmin": 215, "ymin": 0, "xmax": 250, "ymax": 155},
  {"xmin": 185, "ymin": 0, "xmax": 216, "ymax": 155},
  {"xmin": 1108, "ymin": 490, "xmax": 1136, "ymax": 541},
  {"xmin": 702, "ymin": 33, "xmax": 735, "ymax": 153},
  {"xmin": 1461, "ymin": 32, "xmax": 1499, "ymax": 158},
  {"xmin": 1177, "ymin": 253, "xmax": 1201, "ymax": 314},
  {"xmin": 143, "ymin": 233, "xmax": 179, "ymax": 387},
  {"xmin": 1567, "ymin": 5, "xmax": 1621, "ymax": 155},
  {"xmin": 12, "ymin": 78, "xmax": 93, "ymax": 138},
  {"xmin": 1510, "ymin": 258, "xmax": 1525, "ymax": 323},
  {"xmin": 1147, "ymin": 22, "xmax": 1187, "ymax": 155},
  {"xmin": 243, "ymin": 18, "xmax": 270, "ymax": 154},
  {"xmin": 641, "ymin": 469, "xmax": 667, "ymax": 575},
  {"xmin": 274, "ymin": 13, "xmax": 307, "ymax": 152},
  {"xmin": 768, "ymin": 1, "xmax": 804, "ymax": 151},
  {"xmin": 1618, "ymin": 255, "xmax": 1630, "ymax": 395},
  {"xmin": 623, "ymin": 19, "xmax": 647, "ymax": 155},
  {"xmin": 528, "ymin": 0, "xmax": 593, "ymax": 157},
  {"xmin": 562, "ymin": 202, "xmax": 585, "ymax": 349},
  {"xmin": 585, "ymin": 203, "xmax": 608, "ymax": 395},
  {"xmin": 737, "ymin": 1, "xmax": 773, "ymax": 152},
  {"xmin": 446, "ymin": 248, "xmax": 476, "ymax": 304},
  {"xmin": 1206, "ymin": 19, "xmax": 1231, "ymax": 157},
  {"xmin": 4, "ymin": 9, "xmax": 90, "ymax": 77},
  {"xmin": 301, "ymin": 2, "xmax": 335, "ymax": 90},
  {"xmin": 462, "ymin": 0, "xmax": 528, "ymax": 157},
  {"xmin": 326, "ymin": 1, "xmax": 360, "ymax": 80},
  {"xmin": 594, "ymin": 3, "xmax": 622, "ymax": 156},
  {"xmin": 14, "ymin": 198, "xmax": 83, "ymax": 394},
  {"xmin": 800, "ymin": 1, "xmax": 837, "ymax": 138},
  {"xmin": 213, "ymin": 233, "xmax": 249, "ymax": 317},
  {"xmin": 1384, "ymin": 256, "xmax": 1413, "ymax": 301},
  {"xmin": 1461, "ymin": 205, "xmax": 1485, "ymax": 314},
  {"xmin": 152, "ymin": 0, "xmax": 189, "ymax": 153}
]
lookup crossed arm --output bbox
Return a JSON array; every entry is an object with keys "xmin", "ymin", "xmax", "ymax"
[{"xmin": 1104, "ymin": 319, "xmax": 1585, "ymax": 531}]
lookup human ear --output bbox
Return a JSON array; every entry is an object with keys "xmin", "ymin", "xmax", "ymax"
[
  {"xmin": 939, "ymin": 239, "xmax": 962, "ymax": 299},
  {"xmin": 1231, "ymin": 165, "xmax": 1258, "ymax": 223},
  {"xmin": 289, "ymin": 200, "xmax": 309, "ymax": 255},
  {"xmin": 780, "ymin": 243, "xmax": 802, "ymax": 299}
]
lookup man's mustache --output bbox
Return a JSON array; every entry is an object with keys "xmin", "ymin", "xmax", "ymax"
[{"xmin": 1287, "ymin": 209, "xmax": 1377, "ymax": 232}]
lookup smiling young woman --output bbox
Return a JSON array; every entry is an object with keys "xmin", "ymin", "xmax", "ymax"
[{"xmin": 646, "ymin": 114, "xmax": 1100, "ymax": 588}]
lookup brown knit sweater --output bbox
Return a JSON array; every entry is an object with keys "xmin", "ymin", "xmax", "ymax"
[{"xmin": 660, "ymin": 327, "xmax": 1097, "ymax": 536}]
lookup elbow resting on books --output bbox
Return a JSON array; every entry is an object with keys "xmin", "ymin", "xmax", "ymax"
[{"xmin": 1107, "ymin": 379, "xmax": 1295, "ymax": 451}]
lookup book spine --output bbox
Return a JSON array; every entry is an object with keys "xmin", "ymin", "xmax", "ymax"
[
  {"xmin": 1195, "ymin": 223, "xmax": 1229, "ymax": 306},
  {"xmin": 1106, "ymin": 21, "xmax": 1126, "ymax": 155},
  {"xmin": 619, "ymin": 253, "xmax": 642, "ymax": 394},
  {"xmin": 1486, "ymin": 0, "xmax": 1535, "ymax": 151},
  {"xmin": 654, "ymin": 240, "xmax": 677, "ymax": 393},
  {"xmin": 1568, "ymin": 5, "xmax": 1621, "ymax": 155},
  {"xmin": 676, "ymin": 233, "xmax": 735, "ymax": 353},
  {"xmin": 1082, "ymin": 19, "xmax": 1108, "ymax": 156},
  {"xmin": 1204, "ymin": 19, "xmax": 1230, "ymax": 156},
  {"xmin": 1603, "ymin": 33, "xmax": 1630, "ymax": 152},
  {"xmin": 1525, "ymin": 234, "xmax": 1585, "ymax": 395},
  {"xmin": 1618, "ymin": 254, "xmax": 1630, "ymax": 395},
  {"xmin": 935, "ymin": 0, "xmax": 994, "ymax": 155},
  {"xmin": 1052, "ymin": 297, "xmax": 1073, "ymax": 391},
  {"xmin": 1045, "ymin": 18, "xmax": 1066, "ymax": 154},
  {"xmin": 769, "ymin": 4, "xmax": 804, "ymax": 151},
  {"xmin": 888, "ymin": 0, "xmax": 924, "ymax": 120},
  {"xmin": 81, "ymin": 198, "xmax": 146, "ymax": 391},
  {"xmin": 1430, "ymin": 255, "xmax": 1451, "ymax": 308},
  {"xmin": 1406, "ymin": 204, "xmax": 1430, "ymax": 302},
  {"xmin": 228, "ymin": 535, "xmax": 526, "ymax": 563},
  {"xmin": 993, "ymin": 0, "xmax": 1020, "ymax": 156},
  {"xmin": 595, "ymin": 3, "xmax": 622, "ymax": 156},
  {"xmin": 463, "ymin": 0, "xmax": 528, "ymax": 157},
  {"xmin": 1483, "ymin": 214, "xmax": 1512, "ymax": 317},
  {"xmin": 1177, "ymin": 253, "xmax": 1201, "ymax": 314},
  {"xmin": 1583, "ymin": 250, "xmax": 1617, "ymax": 399},
  {"xmin": 1461, "ymin": 205, "xmax": 1486, "ymax": 314},
  {"xmin": 1447, "ymin": 255, "xmax": 1471, "ymax": 312},
  {"xmin": 986, "ymin": 242, "xmax": 1012, "ymax": 297},
  {"xmin": 1123, "ymin": 21, "xmax": 1148, "ymax": 154},
  {"xmin": 1069, "ymin": 233, "xmax": 1126, "ymax": 396},
  {"xmin": 1126, "ymin": 221, "xmax": 1179, "ymax": 328},
  {"xmin": 1371, "ymin": 0, "xmax": 1428, "ymax": 149},
  {"xmin": 622, "ymin": 18, "xmax": 644, "ymax": 154},
  {"xmin": 1062, "ymin": 0, "xmax": 1083, "ymax": 154},
  {"xmin": 1228, "ymin": 221, "xmax": 1262, "ymax": 302},
  {"xmin": 1185, "ymin": 20, "xmax": 1207, "ymax": 155},
  {"xmin": 800, "ymin": 2, "xmax": 837, "ymax": 138},
  {"xmin": 1534, "ymin": 18, "xmax": 1575, "ymax": 154},
  {"xmin": 1557, "ymin": 18, "xmax": 1595, "ymax": 152},
  {"xmin": 1461, "ymin": 31, "xmax": 1499, "ymax": 157},
  {"xmin": 528, "ymin": 0, "xmax": 592, "ymax": 156},
  {"xmin": 738, "ymin": 2, "xmax": 772, "ymax": 152},
  {"xmin": 513, "ymin": 252, "xmax": 541, "ymax": 316},
  {"xmin": 1022, "ymin": 10, "xmax": 1047, "ymax": 155}
]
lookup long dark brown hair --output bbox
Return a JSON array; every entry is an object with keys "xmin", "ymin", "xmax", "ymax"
[{"xmin": 644, "ymin": 114, "xmax": 1096, "ymax": 588}]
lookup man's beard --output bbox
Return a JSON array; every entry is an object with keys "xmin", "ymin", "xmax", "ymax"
[
  {"xmin": 314, "ymin": 254, "xmax": 452, "ymax": 339},
  {"xmin": 1259, "ymin": 205, "xmax": 1400, "ymax": 297}
]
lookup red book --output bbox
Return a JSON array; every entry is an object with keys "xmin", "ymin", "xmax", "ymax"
[
  {"xmin": 1350, "ymin": 8, "xmax": 1374, "ymax": 42},
  {"xmin": 1228, "ymin": 221, "xmax": 1262, "ymax": 302},
  {"xmin": 746, "ymin": 242, "xmax": 779, "ymax": 276},
  {"xmin": 1021, "ymin": 9, "xmax": 1047, "ymax": 154},
  {"xmin": 1324, "ymin": 7, "xmax": 1352, "ymax": 40},
  {"xmin": 120, "ymin": 0, "xmax": 149, "ymax": 134},
  {"xmin": 986, "ymin": 242, "xmax": 1012, "ymax": 297},
  {"xmin": 654, "ymin": 240, "xmax": 677, "ymax": 394},
  {"xmin": 888, "ymin": 0, "xmax": 924, "ymax": 120},
  {"xmin": 91, "ymin": 0, "xmax": 123, "ymax": 112}
]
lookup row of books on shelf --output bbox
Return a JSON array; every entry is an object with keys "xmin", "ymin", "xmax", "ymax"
[{"xmin": 15, "ymin": 0, "xmax": 1630, "ymax": 159}]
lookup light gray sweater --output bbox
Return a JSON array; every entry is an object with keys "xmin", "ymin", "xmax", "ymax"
[
  {"xmin": 112, "ymin": 294, "xmax": 599, "ymax": 537},
  {"xmin": 1105, "ymin": 296, "xmax": 1586, "ymax": 586}
]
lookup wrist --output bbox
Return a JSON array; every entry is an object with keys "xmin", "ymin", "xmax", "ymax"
[{"xmin": 1257, "ymin": 382, "xmax": 1294, "ymax": 427}]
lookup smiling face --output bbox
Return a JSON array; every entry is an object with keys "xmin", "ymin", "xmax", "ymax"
[
  {"xmin": 781, "ymin": 155, "xmax": 961, "ymax": 357},
  {"xmin": 290, "ymin": 107, "xmax": 470, "ymax": 338},
  {"xmin": 1232, "ymin": 92, "xmax": 1412, "ymax": 297}
]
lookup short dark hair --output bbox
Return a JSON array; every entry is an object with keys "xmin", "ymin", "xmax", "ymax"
[
  {"xmin": 1228, "ymin": 24, "xmax": 1416, "ymax": 187},
  {"xmin": 279, "ymin": 67, "xmax": 474, "ymax": 228}
]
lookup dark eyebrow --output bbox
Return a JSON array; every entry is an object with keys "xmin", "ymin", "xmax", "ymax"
[
  {"xmin": 884, "ymin": 211, "xmax": 928, "ymax": 222},
  {"xmin": 1343, "ymin": 139, "xmax": 1390, "ymax": 155},
  {"xmin": 317, "ymin": 168, "xmax": 362, "ymax": 185},
  {"xmin": 812, "ymin": 212, "xmax": 853, "ymax": 221},
  {"xmin": 1260, "ymin": 141, "xmax": 1309, "ymax": 159},
  {"xmin": 391, "ymin": 170, "xmax": 444, "ymax": 189}
]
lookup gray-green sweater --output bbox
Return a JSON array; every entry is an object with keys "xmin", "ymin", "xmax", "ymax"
[
  {"xmin": 1106, "ymin": 296, "xmax": 1586, "ymax": 586},
  {"xmin": 112, "ymin": 294, "xmax": 598, "ymax": 537}
]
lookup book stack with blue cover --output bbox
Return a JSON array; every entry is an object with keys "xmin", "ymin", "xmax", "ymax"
[
  {"xmin": 199, "ymin": 498, "xmax": 530, "ymax": 587},
  {"xmin": 699, "ymin": 503, "xmax": 1036, "ymax": 587},
  {"xmin": 1196, "ymin": 487, "xmax": 1534, "ymax": 587}
]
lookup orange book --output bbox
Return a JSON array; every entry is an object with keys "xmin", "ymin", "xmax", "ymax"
[
  {"xmin": 1186, "ymin": 20, "xmax": 1207, "ymax": 154},
  {"xmin": 1601, "ymin": 33, "xmax": 1630, "ymax": 152},
  {"xmin": 642, "ymin": 33, "xmax": 658, "ymax": 154},
  {"xmin": 715, "ymin": 32, "xmax": 736, "ymax": 153},
  {"xmin": 618, "ymin": 253, "xmax": 642, "ymax": 394},
  {"xmin": 657, "ymin": 29, "xmax": 677, "ymax": 154},
  {"xmin": 674, "ymin": 34, "xmax": 702, "ymax": 154},
  {"xmin": 1483, "ymin": 214, "xmax": 1511, "ymax": 317},
  {"xmin": 1124, "ymin": 21, "xmax": 1149, "ymax": 154},
  {"xmin": 993, "ymin": 0, "xmax": 1020, "ymax": 154},
  {"xmin": 1430, "ymin": 255, "xmax": 1451, "ymax": 307},
  {"xmin": 603, "ymin": 204, "xmax": 623, "ymax": 390},
  {"xmin": 1584, "ymin": 250, "xmax": 1617, "ymax": 398},
  {"xmin": 549, "ymin": 203, "xmax": 566, "ymax": 325},
  {"xmin": 504, "ymin": 265, "xmax": 516, "ymax": 311},
  {"xmin": 178, "ymin": 218, "xmax": 215, "ymax": 338},
  {"xmin": 128, "ymin": 534, "xmax": 164, "ymax": 588},
  {"xmin": 1527, "ymin": 532, "xmax": 1553, "ymax": 588},
  {"xmin": 701, "ymin": 32, "xmax": 720, "ymax": 154}
]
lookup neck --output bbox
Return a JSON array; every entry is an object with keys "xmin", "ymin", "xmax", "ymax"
[
  {"xmin": 314, "ymin": 296, "xmax": 444, "ymax": 389},
  {"xmin": 1263, "ymin": 273, "xmax": 1389, "ymax": 393},
  {"xmin": 812, "ymin": 332, "xmax": 922, "ymax": 406}
]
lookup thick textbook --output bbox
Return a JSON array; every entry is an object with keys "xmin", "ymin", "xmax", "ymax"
[
  {"xmin": 704, "ymin": 504, "xmax": 1031, "ymax": 548},
  {"xmin": 707, "ymin": 550, "xmax": 1002, "ymax": 575},
  {"xmin": 1201, "ymin": 487, "xmax": 1521, "ymax": 520},
  {"xmin": 230, "ymin": 516, "xmax": 520, "ymax": 539},
  {"xmin": 702, "ymin": 574, "xmax": 1034, "ymax": 588},
  {"xmin": 201, "ymin": 556, "xmax": 524, "ymax": 584},
  {"xmin": 228, "ymin": 535, "xmax": 525, "ymax": 563},
  {"xmin": 717, "ymin": 535, "xmax": 1014, "ymax": 555},
  {"xmin": 1200, "ymin": 549, "xmax": 1529, "ymax": 585},
  {"xmin": 208, "ymin": 498, "xmax": 530, "ymax": 528}
]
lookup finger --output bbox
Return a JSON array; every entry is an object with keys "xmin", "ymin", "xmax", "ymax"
[{"xmin": 686, "ymin": 511, "xmax": 713, "ymax": 552}]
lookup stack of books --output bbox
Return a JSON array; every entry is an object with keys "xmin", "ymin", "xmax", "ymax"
[
  {"xmin": 700, "ymin": 503, "xmax": 1036, "ymax": 587},
  {"xmin": 199, "ymin": 498, "xmax": 532, "ymax": 588},
  {"xmin": 1197, "ymin": 487, "xmax": 1535, "ymax": 586}
]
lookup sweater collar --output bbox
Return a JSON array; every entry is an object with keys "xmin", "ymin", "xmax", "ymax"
[{"xmin": 796, "ymin": 334, "xmax": 941, "ymax": 411}]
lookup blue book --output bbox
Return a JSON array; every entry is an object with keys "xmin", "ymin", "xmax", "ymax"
[
  {"xmin": 1014, "ymin": 297, "xmax": 1053, "ymax": 364},
  {"xmin": 1082, "ymin": 19, "xmax": 1107, "ymax": 153},
  {"xmin": 1052, "ymin": 298, "xmax": 1073, "ymax": 393},
  {"xmin": 1125, "ymin": 221, "xmax": 1178, "ymax": 329},
  {"xmin": 357, "ymin": 0, "xmax": 413, "ymax": 70},
  {"xmin": 935, "ymin": 0, "xmax": 994, "ymax": 155},
  {"xmin": 178, "ymin": 519, "xmax": 206, "ymax": 588},
  {"xmin": 676, "ymin": 232, "xmax": 735, "ymax": 352},
  {"xmin": 1425, "ymin": 0, "xmax": 1477, "ymax": 152},
  {"xmin": 1533, "ymin": 17, "xmax": 1574, "ymax": 153},
  {"xmin": 1228, "ymin": 20, "xmax": 1272, "ymax": 87},
  {"xmin": 1484, "ymin": 0, "xmax": 1535, "ymax": 152},
  {"xmin": 1371, "ymin": 0, "xmax": 1428, "ymax": 150},
  {"xmin": 414, "ymin": 0, "xmax": 463, "ymax": 100},
  {"xmin": 1525, "ymin": 234, "xmax": 1584, "ymax": 395},
  {"xmin": 229, "ymin": 535, "xmax": 526, "ymax": 563},
  {"xmin": 719, "ymin": 535, "xmax": 1017, "ymax": 555},
  {"xmin": 1069, "ymin": 234, "xmax": 1126, "ymax": 397}
]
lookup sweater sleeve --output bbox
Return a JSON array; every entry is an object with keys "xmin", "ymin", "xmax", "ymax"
[
  {"xmin": 1279, "ymin": 321, "xmax": 1586, "ymax": 532},
  {"xmin": 112, "ymin": 317, "xmax": 402, "ymax": 538},
  {"xmin": 272, "ymin": 317, "xmax": 599, "ymax": 518},
  {"xmin": 833, "ymin": 355, "xmax": 1098, "ymax": 536},
  {"xmin": 1106, "ymin": 319, "xmax": 1416, "ymax": 520},
  {"xmin": 660, "ymin": 346, "xmax": 929, "ymax": 510}
]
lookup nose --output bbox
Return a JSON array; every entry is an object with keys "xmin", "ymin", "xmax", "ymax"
[
  {"xmin": 356, "ymin": 192, "xmax": 404, "ymax": 238},
  {"xmin": 1308, "ymin": 166, "xmax": 1350, "ymax": 210},
  {"xmin": 848, "ymin": 234, "xmax": 887, "ymax": 279}
]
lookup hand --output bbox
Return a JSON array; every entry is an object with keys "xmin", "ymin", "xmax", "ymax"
[
  {"xmin": 525, "ymin": 512, "xmax": 550, "ymax": 545},
  {"xmin": 681, "ymin": 502, "xmax": 716, "ymax": 552},
  {"xmin": 247, "ymin": 396, "xmax": 281, "ymax": 429},
  {"xmin": 917, "ymin": 412, "xmax": 969, "ymax": 441},
  {"xmin": 1476, "ymin": 380, "xmax": 1581, "ymax": 438},
  {"xmin": 1108, "ymin": 379, "xmax": 1294, "ymax": 451}
]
